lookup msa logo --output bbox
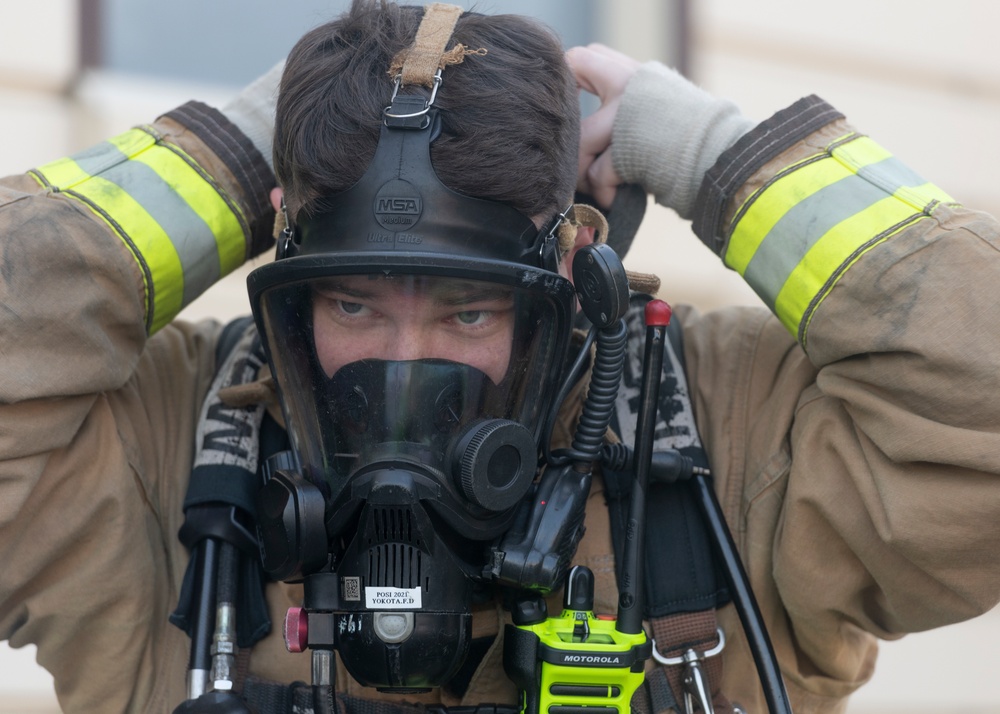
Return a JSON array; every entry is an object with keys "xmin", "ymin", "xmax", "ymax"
[
  {"xmin": 562, "ymin": 654, "xmax": 622, "ymax": 665},
  {"xmin": 376, "ymin": 197, "xmax": 421, "ymax": 214},
  {"xmin": 374, "ymin": 179, "xmax": 423, "ymax": 231}
]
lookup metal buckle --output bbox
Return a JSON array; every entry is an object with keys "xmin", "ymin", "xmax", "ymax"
[
  {"xmin": 384, "ymin": 69, "xmax": 443, "ymax": 120},
  {"xmin": 276, "ymin": 197, "xmax": 297, "ymax": 259},
  {"xmin": 651, "ymin": 627, "xmax": 726, "ymax": 714},
  {"xmin": 538, "ymin": 203, "xmax": 572, "ymax": 266}
]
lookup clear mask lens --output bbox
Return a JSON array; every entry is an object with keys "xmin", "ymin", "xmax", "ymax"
[{"xmin": 256, "ymin": 270, "xmax": 572, "ymax": 522}]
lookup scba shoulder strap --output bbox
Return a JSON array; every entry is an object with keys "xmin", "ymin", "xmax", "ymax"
[
  {"xmin": 170, "ymin": 317, "xmax": 276, "ymax": 700},
  {"xmin": 605, "ymin": 294, "xmax": 735, "ymax": 714}
]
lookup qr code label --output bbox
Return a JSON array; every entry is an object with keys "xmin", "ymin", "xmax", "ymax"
[{"xmin": 341, "ymin": 576, "xmax": 361, "ymax": 601}]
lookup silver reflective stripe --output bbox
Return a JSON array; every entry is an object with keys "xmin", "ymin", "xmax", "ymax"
[
  {"xmin": 74, "ymin": 147, "xmax": 221, "ymax": 309},
  {"xmin": 856, "ymin": 156, "xmax": 928, "ymax": 196},
  {"xmin": 742, "ymin": 156, "xmax": 924, "ymax": 310}
]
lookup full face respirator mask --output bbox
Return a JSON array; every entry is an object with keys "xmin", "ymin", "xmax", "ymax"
[{"xmin": 247, "ymin": 6, "xmax": 590, "ymax": 692}]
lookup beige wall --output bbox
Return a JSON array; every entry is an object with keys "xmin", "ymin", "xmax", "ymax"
[
  {"xmin": 0, "ymin": 1, "xmax": 77, "ymax": 92},
  {"xmin": 2, "ymin": 1, "xmax": 999, "ymax": 711}
]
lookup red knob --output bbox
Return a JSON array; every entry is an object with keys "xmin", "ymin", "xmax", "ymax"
[
  {"xmin": 284, "ymin": 607, "xmax": 308, "ymax": 653},
  {"xmin": 645, "ymin": 299, "xmax": 672, "ymax": 327}
]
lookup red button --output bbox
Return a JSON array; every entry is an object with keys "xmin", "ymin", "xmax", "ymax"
[
  {"xmin": 284, "ymin": 607, "xmax": 308, "ymax": 653},
  {"xmin": 595, "ymin": 613, "xmax": 616, "ymax": 621},
  {"xmin": 645, "ymin": 299, "xmax": 672, "ymax": 327}
]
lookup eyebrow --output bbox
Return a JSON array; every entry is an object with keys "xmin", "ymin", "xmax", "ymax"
[
  {"xmin": 313, "ymin": 280, "xmax": 372, "ymax": 300},
  {"xmin": 433, "ymin": 284, "xmax": 514, "ymax": 306},
  {"xmin": 314, "ymin": 279, "xmax": 513, "ymax": 306}
]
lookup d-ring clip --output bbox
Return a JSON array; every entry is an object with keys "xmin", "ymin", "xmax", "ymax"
[
  {"xmin": 384, "ymin": 69, "xmax": 443, "ymax": 120},
  {"xmin": 651, "ymin": 628, "xmax": 726, "ymax": 714}
]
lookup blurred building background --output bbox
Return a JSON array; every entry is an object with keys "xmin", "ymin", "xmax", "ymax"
[{"xmin": 1, "ymin": 0, "xmax": 997, "ymax": 711}]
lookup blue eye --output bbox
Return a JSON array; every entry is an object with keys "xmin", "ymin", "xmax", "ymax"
[
  {"xmin": 339, "ymin": 301, "xmax": 365, "ymax": 315},
  {"xmin": 456, "ymin": 310, "xmax": 488, "ymax": 325}
]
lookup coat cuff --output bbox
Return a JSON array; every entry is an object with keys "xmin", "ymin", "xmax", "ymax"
[{"xmin": 692, "ymin": 95, "xmax": 844, "ymax": 254}]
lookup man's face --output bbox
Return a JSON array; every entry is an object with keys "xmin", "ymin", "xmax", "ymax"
[{"xmin": 312, "ymin": 274, "xmax": 516, "ymax": 383}]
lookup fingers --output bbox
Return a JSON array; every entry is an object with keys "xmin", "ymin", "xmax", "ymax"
[
  {"xmin": 567, "ymin": 44, "xmax": 637, "ymax": 210},
  {"xmin": 579, "ymin": 98, "xmax": 617, "ymax": 169},
  {"xmin": 565, "ymin": 43, "xmax": 640, "ymax": 102},
  {"xmin": 584, "ymin": 43, "xmax": 641, "ymax": 64},
  {"xmin": 579, "ymin": 149, "xmax": 621, "ymax": 210},
  {"xmin": 578, "ymin": 98, "xmax": 622, "ymax": 207}
]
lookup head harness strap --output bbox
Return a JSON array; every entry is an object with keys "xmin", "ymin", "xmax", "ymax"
[
  {"xmin": 284, "ymin": 1, "xmax": 563, "ymax": 273},
  {"xmin": 396, "ymin": 3, "xmax": 465, "ymax": 88}
]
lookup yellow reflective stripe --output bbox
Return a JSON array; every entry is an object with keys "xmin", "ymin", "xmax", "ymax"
[
  {"xmin": 772, "ymin": 196, "xmax": 919, "ymax": 335},
  {"xmin": 37, "ymin": 130, "xmax": 159, "ymax": 189},
  {"xmin": 107, "ymin": 128, "xmax": 246, "ymax": 276},
  {"xmin": 726, "ymin": 155, "xmax": 851, "ymax": 274},
  {"xmin": 896, "ymin": 181, "xmax": 955, "ymax": 211},
  {"xmin": 726, "ymin": 135, "xmax": 892, "ymax": 274},
  {"xmin": 724, "ymin": 133, "xmax": 955, "ymax": 344},
  {"xmin": 128, "ymin": 143, "xmax": 246, "ymax": 276},
  {"xmin": 32, "ymin": 154, "xmax": 105, "ymax": 191},
  {"xmin": 69, "ymin": 174, "xmax": 185, "ymax": 332},
  {"xmin": 33, "ymin": 128, "xmax": 248, "ymax": 333},
  {"xmin": 832, "ymin": 136, "xmax": 954, "ymax": 207},
  {"xmin": 107, "ymin": 127, "xmax": 158, "ymax": 159},
  {"xmin": 828, "ymin": 135, "xmax": 893, "ymax": 174}
]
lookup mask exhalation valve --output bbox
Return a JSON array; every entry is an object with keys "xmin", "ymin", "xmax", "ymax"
[{"xmin": 454, "ymin": 419, "xmax": 537, "ymax": 511}]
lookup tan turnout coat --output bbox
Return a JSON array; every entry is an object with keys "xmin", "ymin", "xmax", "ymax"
[{"xmin": 1, "ymin": 96, "xmax": 998, "ymax": 713}]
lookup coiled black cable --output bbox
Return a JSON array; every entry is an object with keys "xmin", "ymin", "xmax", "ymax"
[
  {"xmin": 599, "ymin": 442, "xmax": 632, "ymax": 472},
  {"xmin": 545, "ymin": 320, "xmax": 628, "ymax": 467},
  {"xmin": 571, "ymin": 320, "xmax": 628, "ymax": 462}
]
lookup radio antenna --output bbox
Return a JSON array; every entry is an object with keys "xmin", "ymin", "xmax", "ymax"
[{"xmin": 615, "ymin": 299, "xmax": 671, "ymax": 634}]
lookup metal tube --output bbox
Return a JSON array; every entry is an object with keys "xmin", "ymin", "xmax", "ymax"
[
  {"xmin": 312, "ymin": 649, "xmax": 334, "ymax": 687},
  {"xmin": 186, "ymin": 538, "xmax": 219, "ymax": 700},
  {"xmin": 211, "ymin": 542, "xmax": 239, "ymax": 691}
]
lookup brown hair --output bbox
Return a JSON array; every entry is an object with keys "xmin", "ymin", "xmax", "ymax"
[{"xmin": 273, "ymin": 0, "xmax": 580, "ymax": 223}]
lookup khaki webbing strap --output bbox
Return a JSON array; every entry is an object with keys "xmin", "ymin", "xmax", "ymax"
[
  {"xmin": 650, "ymin": 610, "xmax": 733, "ymax": 713},
  {"xmin": 563, "ymin": 203, "xmax": 609, "ymax": 246},
  {"xmin": 558, "ymin": 203, "xmax": 661, "ymax": 295},
  {"xmin": 399, "ymin": 3, "xmax": 464, "ymax": 87},
  {"xmin": 626, "ymin": 270, "xmax": 661, "ymax": 295}
]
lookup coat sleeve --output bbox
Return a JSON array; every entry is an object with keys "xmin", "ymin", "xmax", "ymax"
[
  {"xmin": 0, "ymin": 102, "xmax": 275, "ymax": 712},
  {"xmin": 690, "ymin": 96, "xmax": 1000, "ymax": 692}
]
